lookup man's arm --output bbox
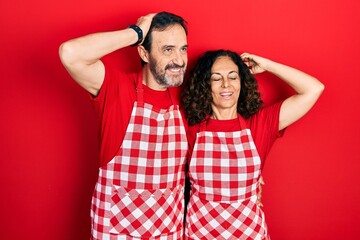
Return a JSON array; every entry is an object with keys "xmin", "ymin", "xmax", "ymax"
[{"xmin": 59, "ymin": 13, "xmax": 155, "ymax": 96}]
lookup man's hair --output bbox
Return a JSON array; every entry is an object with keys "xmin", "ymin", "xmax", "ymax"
[
  {"xmin": 141, "ymin": 12, "xmax": 188, "ymax": 66},
  {"xmin": 181, "ymin": 49, "xmax": 263, "ymax": 126}
]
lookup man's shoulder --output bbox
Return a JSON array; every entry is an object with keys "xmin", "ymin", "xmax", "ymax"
[{"xmin": 104, "ymin": 65, "xmax": 138, "ymax": 88}]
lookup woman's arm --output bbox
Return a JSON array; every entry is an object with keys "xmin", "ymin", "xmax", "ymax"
[{"xmin": 241, "ymin": 53, "xmax": 325, "ymax": 131}]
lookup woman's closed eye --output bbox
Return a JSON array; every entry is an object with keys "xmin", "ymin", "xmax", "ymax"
[
  {"xmin": 211, "ymin": 77, "xmax": 222, "ymax": 82},
  {"xmin": 228, "ymin": 73, "xmax": 239, "ymax": 80}
]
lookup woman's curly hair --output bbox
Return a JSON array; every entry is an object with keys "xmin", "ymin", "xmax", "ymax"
[{"xmin": 182, "ymin": 49, "xmax": 263, "ymax": 126}]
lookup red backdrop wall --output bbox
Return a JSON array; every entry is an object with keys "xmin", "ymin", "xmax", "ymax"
[{"xmin": 1, "ymin": 0, "xmax": 359, "ymax": 239}]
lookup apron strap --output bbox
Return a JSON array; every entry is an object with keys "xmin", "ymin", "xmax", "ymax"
[
  {"xmin": 199, "ymin": 116, "xmax": 210, "ymax": 132},
  {"xmin": 135, "ymin": 74, "xmax": 144, "ymax": 104},
  {"xmin": 136, "ymin": 73, "xmax": 174, "ymax": 106},
  {"xmin": 200, "ymin": 114, "xmax": 247, "ymax": 132},
  {"xmin": 166, "ymin": 88, "xmax": 175, "ymax": 106},
  {"xmin": 237, "ymin": 113, "xmax": 247, "ymax": 130}
]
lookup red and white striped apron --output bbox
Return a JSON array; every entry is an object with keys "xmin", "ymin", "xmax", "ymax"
[
  {"xmin": 186, "ymin": 115, "xmax": 269, "ymax": 240},
  {"xmin": 91, "ymin": 77, "xmax": 188, "ymax": 240}
]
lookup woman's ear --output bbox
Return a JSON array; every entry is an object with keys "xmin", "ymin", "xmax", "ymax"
[{"xmin": 137, "ymin": 46, "xmax": 149, "ymax": 64}]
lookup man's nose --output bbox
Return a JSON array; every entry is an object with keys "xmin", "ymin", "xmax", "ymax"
[{"xmin": 172, "ymin": 50, "xmax": 186, "ymax": 66}]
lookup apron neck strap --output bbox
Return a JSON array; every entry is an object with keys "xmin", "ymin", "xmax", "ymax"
[
  {"xmin": 200, "ymin": 113, "xmax": 247, "ymax": 132},
  {"xmin": 136, "ymin": 74, "xmax": 174, "ymax": 105},
  {"xmin": 237, "ymin": 113, "xmax": 247, "ymax": 129},
  {"xmin": 136, "ymin": 73, "xmax": 144, "ymax": 104}
]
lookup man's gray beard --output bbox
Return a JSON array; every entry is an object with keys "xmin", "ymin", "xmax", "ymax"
[{"xmin": 149, "ymin": 61, "xmax": 184, "ymax": 87}]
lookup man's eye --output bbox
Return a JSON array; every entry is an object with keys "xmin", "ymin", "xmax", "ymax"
[
  {"xmin": 211, "ymin": 78, "xmax": 221, "ymax": 81},
  {"xmin": 181, "ymin": 47, "xmax": 187, "ymax": 53}
]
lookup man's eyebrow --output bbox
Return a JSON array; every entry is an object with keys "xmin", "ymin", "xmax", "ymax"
[
  {"xmin": 161, "ymin": 45, "xmax": 175, "ymax": 50},
  {"xmin": 161, "ymin": 44, "xmax": 188, "ymax": 49}
]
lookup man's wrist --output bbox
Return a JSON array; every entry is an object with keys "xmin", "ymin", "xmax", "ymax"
[{"xmin": 128, "ymin": 24, "xmax": 143, "ymax": 46}]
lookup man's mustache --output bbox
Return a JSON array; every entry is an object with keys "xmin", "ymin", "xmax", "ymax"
[{"xmin": 165, "ymin": 63, "xmax": 186, "ymax": 70}]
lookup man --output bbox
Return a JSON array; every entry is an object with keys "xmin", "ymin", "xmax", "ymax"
[{"xmin": 59, "ymin": 12, "xmax": 189, "ymax": 239}]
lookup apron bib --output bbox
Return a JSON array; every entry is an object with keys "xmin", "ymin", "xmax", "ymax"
[
  {"xmin": 91, "ymin": 77, "xmax": 188, "ymax": 240},
  {"xmin": 186, "ymin": 115, "xmax": 269, "ymax": 240}
]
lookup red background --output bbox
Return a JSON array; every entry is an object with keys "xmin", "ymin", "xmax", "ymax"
[{"xmin": 1, "ymin": 0, "xmax": 359, "ymax": 239}]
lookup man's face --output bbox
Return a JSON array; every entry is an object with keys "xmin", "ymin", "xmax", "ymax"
[{"xmin": 148, "ymin": 24, "xmax": 188, "ymax": 88}]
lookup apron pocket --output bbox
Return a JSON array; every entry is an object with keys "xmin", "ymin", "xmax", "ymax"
[
  {"xmin": 109, "ymin": 185, "xmax": 183, "ymax": 238},
  {"xmin": 187, "ymin": 194, "xmax": 266, "ymax": 239}
]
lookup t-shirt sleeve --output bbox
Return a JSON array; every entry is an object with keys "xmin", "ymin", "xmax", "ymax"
[
  {"xmin": 247, "ymin": 101, "xmax": 285, "ymax": 166},
  {"xmin": 87, "ymin": 62, "xmax": 136, "ymax": 166},
  {"xmin": 90, "ymin": 63, "xmax": 120, "ymax": 116}
]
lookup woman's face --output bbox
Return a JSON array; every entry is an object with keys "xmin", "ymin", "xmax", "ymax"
[{"xmin": 210, "ymin": 56, "xmax": 241, "ymax": 113}]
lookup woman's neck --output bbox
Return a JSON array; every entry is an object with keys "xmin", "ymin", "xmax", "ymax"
[{"xmin": 211, "ymin": 107, "xmax": 237, "ymax": 120}]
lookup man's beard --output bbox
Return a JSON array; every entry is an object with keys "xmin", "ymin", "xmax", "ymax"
[{"xmin": 149, "ymin": 59, "xmax": 185, "ymax": 87}]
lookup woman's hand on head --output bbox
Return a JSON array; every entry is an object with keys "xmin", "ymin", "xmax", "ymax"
[{"xmin": 241, "ymin": 53, "xmax": 272, "ymax": 74}]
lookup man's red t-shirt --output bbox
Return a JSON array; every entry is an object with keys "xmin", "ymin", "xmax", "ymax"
[{"xmin": 91, "ymin": 64, "xmax": 183, "ymax": 167}]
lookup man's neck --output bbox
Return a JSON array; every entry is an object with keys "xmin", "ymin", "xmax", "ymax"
[{"xmin": 142, "ymin": 67, "xmax": 167, "ymax": 91}]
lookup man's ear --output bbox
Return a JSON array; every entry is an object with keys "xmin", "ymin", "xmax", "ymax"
[{"xmin": 137, "ymin": 46, "xmax": 149, "ymax": 63}]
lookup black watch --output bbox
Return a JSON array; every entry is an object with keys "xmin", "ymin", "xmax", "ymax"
[{"xmin": 128, "ymin": 24, "xmax": 143, "ymax": 46}]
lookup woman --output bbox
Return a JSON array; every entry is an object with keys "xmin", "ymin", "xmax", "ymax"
[{"xmin": 182, "ymin": 50, "xmax": 324, "ymax": 239}]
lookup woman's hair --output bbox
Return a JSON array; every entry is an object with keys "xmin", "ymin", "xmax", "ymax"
[{"xmin": 182, "ymin": 49, "xmax": 263, "ymax": 126}]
